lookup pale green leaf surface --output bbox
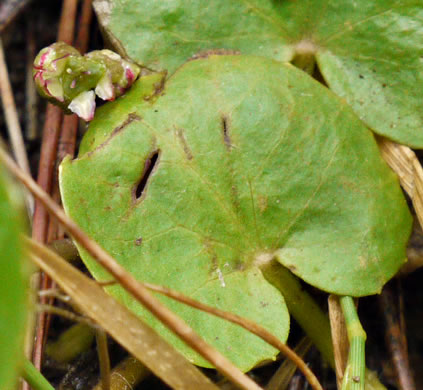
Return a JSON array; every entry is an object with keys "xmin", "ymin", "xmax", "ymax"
[
  {"xmin": 60, "ymin": 55, "xmax": 410, "ymax": 369},
  {"xmin": 94, "ymin": 0, "xmax": 423, "ymax": 146},
  {"xmin": 0, "ymin": 168, "xmax": 26, "ymax": 389}
]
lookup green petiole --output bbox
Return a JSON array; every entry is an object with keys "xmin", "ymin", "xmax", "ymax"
[
  {"xmin": 261, "ymin": 261, "xmax": 381, "ymax": 390},
  {"xmin": 340, "ymin": 296, "xmax": 366, "ymax": 390}
]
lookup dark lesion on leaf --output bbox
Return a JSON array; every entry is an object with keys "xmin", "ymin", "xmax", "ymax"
[
  {"xmin": 132, "ymin": 150, "xmax": 160, "ymax": 203},
  {"xmin": 189, "ymin": 49, "xmax": 240, "ymax": 61},
  {"xmin": 87, "ymin": 112, "xmax": 141, "ymax": 156},
  {"xmin": 175, "ymin": 128, "xmax": 193, "ymax": 160},
  {"xmin": 144, "ymin": 72, "xmax": 167, "ymax": 101},
  {"xmin": 221, "ymin": 115, "xmax": 232, "ymax": 151}
]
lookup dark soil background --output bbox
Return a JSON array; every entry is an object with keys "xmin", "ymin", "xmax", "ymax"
[{"xmin": 1, "ymin": 1, "xmax": 422, "ymax": 389}]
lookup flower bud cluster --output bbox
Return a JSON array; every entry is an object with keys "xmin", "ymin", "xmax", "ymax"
[{"xmin": 33, "ymin": 42, "xmax": 141, "ymax": 121}]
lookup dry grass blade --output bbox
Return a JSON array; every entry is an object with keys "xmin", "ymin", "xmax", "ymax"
[
  {"xmin": 0, "ymin": 37, "xmax": 33, "ymax": 214},
  {"xmin": 28, "ymin": 239, "xmax": 218, "ymax": 390},
  {"xmin": 142, "ymin": 283, "xmax": 323, "ymax": 390},
  {"xmin": 265, "ymin": 338, "xmax": 312, "ymax": 390},
  {"xmin": 378, "ymin": 138, "xmax": 423, "ymax": 227},
  {"xmin": 25, "ymin": 17, "xmax": 38, "ymax": 142},
  {"xmin": 0, "ymin": 148, "xmax": 263, "ymax": 390},
  {"xmin": 328, "ymin": 295, "xmax": 349, "ymax": 389}
]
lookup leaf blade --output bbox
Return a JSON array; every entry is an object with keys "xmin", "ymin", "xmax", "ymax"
[
  {"xmin": 0, "ymin": 168, "xmax": 26, "ymax": 389},
  {"xmin": 95, "ymin": 0, "xmax": 423, "ymax": 146},
  {"xmin": 60, "ymin": 56, "xmax": 410, "ymax": 369}
]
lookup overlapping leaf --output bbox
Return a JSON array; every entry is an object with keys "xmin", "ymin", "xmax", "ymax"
[
  {"xmin": 60, "ymin": 55, "xmax": 411, "ymax": 369},
  {"xmin": 0, "ymin": 168, "xmax": 26, "ymax": 389},
  {"xmin": 94, "ymin": 0, "xmax": 423, "ymax": 147}
]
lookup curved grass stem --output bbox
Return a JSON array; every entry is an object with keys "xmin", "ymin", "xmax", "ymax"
[{"xmin": 22, "ymin": 359, "xmax": 54, "ymax": 390}]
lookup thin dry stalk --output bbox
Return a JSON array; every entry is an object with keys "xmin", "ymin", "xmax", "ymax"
[
  {"xmin": 96, "ymin": 329, "xmax": 111, "ymax": 390},
  {"xmin": 27, "ymin": 240, "xmax": 219, "ymax": 390},
  {"xmin": 25, "ymin": 15, "xmax": 38, "ymax": 141},
  {"xmin": 265, "ymin": 338, "xmax": 312, "ymax": 390},
  {"xmin": 142, "ymin": 282, "xmax": 323, "ymax": 390},
  {"xmin": 31, "ymin": 103, "xmax": 63, "ymax": 242},
  {"xmin": 49, "ymin": 0, "xmax": 92, "ymax": 237},
  {"xmin": 38, "ymin": 288, "xmax": 71, "ymax": 303},
  {"xmin": 379, "ymin": 284, "xmax": 416, "ymax": 390},
  {"xmin": 328, "ymin": 294, "xmax": 349, "ymax": 389},
  {"xmin": 0, "ymin": 37, "xmax": 33, "ymax": 213},
  {"xmin": 1, "ymin": 148, "xmax": 263, "ymax": 390},
  {"xmin": 37, "ymin": 304, "xmax": 96, "ymax": 328},
  {"xmin": 30, "ymin": 103, "xmax": 63, "ymax": 373},
  {"xmin": 31, "ymin": 0, "xmax": 79, "ymax": 373},
  {"xmin": 75, "ymin": 0, "xmax": 93, "ymax": 54},
  {"xmin": 37, "ymin": 0, "xmax": 94, "ymax": 370},
  {"xmin": 0, "ymin": 0, "xmax": 31, "ymax": 32},
  {"xmin": 37, "ymin": 243, "xmax": 322, "ymax": 388}
]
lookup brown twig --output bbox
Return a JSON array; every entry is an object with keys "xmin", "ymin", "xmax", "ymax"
[
  {"xmin": 28, "ymin": 241, "xmax": 218, "ymax": 390},
  {"xmin": 141, "ymin": 282, "xmax": 323, "ymax": 390},
  {"xmin": 2, "ymin": 143, "xmax": 323, "ymax": 390},
  {"xmin": 37, "ymin": 0, "xmax": 94, "ymax": 365},
  {"xmin": 75, "ymin": 0, "xmax": 93, "ymax": 54},
  {"xmin": 25, "ymin": 13, "xmax": 38, "ymax": 141},
  {"xmin": 89, "ymin": 267, "xmax": 322, "ymax": 387},
  {"xmin": 96, "ymin": 329, "xmax": 111, "ymax": 390},
  {"xmin": 265, "ymin": 338, "xmax": 312, "ymax": 390},
  {"xmin": 31, "ymin": 0, "xmax": 79, "ymax": 376},
  {"xmin": 37, "ymin": 304, "xmax": 96, "ymax": 328},
  {"xmin": 0, "ymin": 147, "xmax": 263, "ymax": 390},
  {"xmin": 49, "ymin": 0, "xmax": 92, "ymax": 238},
  {"xmin": 379, "ymin": 283, "xmax": 415, "ymax": 390}
]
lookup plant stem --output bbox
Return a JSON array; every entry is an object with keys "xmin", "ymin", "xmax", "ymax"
[
  {"xmin": 45, "ymin": 323, "xmax": 95, "ymax": 363},
  {"xmin": 340, "ymin": 296, "xmax": 366, "ymax": 390},
  {"xmin": 96, "ymin": 329, "xmax": 111, "ymax": 390},
  {"xmin": 92, "ymin": 357, "xmax": 149, "ymax": 390},
  {"xmin": 261, "ymin": 261, "xmax": 385, "ymax": 390},
  {"xmin": 260, "ymin": 261, "xmax": 334, "ymax": 366},
  {"xmin": 22, "ymin": 359, "xmax": 54, "ymax": 390},
  {"xmin": 49, "ymin": 238, "xmax": 80, "ymax": 264}
]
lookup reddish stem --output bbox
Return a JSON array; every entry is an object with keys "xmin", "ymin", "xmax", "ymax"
[
  {"xmin": 30, "ymin": 0, "xmax": 78, "ymax": 380},
  {"xmin": 75, "ymin": 0, "xmax": 93, "ymax": 54}
]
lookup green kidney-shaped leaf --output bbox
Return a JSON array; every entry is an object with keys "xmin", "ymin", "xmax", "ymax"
[
  {"xmin": 60, "ymin": 55, "xmax": 411, "ymax": 370},
  {"xmin": 0, "ymin": 167, "xmax": 26, "ymax": 389},
  {"xmin": 94, "ymin": 0, "xmax": 423, "ymax": 147}
]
